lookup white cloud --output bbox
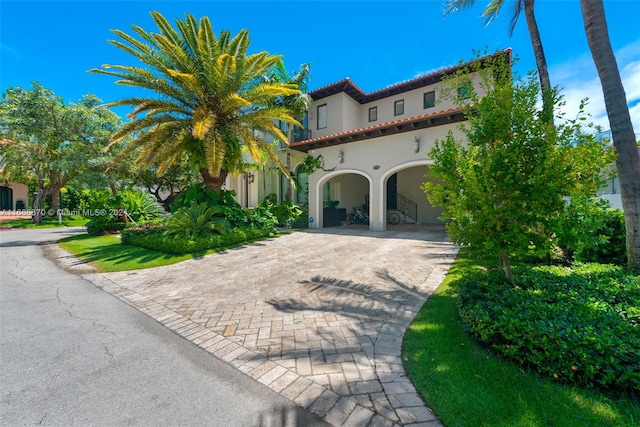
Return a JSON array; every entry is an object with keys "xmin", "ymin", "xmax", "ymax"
[{"xmin": 551, "ymin": 40, "xmax": 640, "ymax": 135}]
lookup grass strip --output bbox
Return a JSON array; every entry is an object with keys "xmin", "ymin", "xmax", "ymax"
[
  {"xmin": 0, "ymin": 215, "xmax": 89, "ymax": 228},
  {"xmin": 403, "ymin": 249, "xmax": 640, "ymax": 427},
  {"xmin": 58, "ymin": 234, "xmax": 217, "ymax": 272},
  {"xmin": 58, "ymin": 232, "xmax": 281, "ymax": 272}
]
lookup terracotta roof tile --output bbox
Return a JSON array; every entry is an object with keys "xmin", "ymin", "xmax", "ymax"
[{"xmin": 310, "ymin": 48, "xmax": 512, "ymax": 103}]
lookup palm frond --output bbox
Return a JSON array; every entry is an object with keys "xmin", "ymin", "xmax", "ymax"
[
  {"xmin": 192, "ymin": 105, "xmax": 215, "ymax": 139},
  {"xmin": 507, "ymin": 0, "xmax": 523, "ymax": 36},
  {"xmin": 443, "ymin": 0, "xmax": 478, "ymax": 15}
]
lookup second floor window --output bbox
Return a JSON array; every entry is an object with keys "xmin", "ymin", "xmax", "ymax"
[
  {"xmin": 458, "ymin": 84, "xmax": 472, "ymax": 100},
  {"xmin": 369, "ymin": 106, "xmax": 377, "ymax": 122},
  {"xmin": 317, "ymin": 104, "xmax": 327, "ymax": 129},
  {"xmin": 424, "ymin": 91, "xmax": 435, "ymax": 109},
  {"xmin": 394, "ymin": 100, "xmax": 404, "ymax": 116}
]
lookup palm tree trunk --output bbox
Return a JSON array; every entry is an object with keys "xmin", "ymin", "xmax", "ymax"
[
  {"xmin": 580, "ymin": 0, "xmax": 640, "ymax": 273},
  {"xmin": 523, "ymin": 0, "xmax": 553, "ymax": 123},
  {"xmin": 200, "ymin": 168, "xmax": 228, "ymax": 194}
]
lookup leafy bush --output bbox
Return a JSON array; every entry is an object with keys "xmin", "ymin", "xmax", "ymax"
[
  {"xmin": 245, "ymin": 204, "xmax": 279, "ymax": 232},
  {"xmin": 121, "ymin": 225, "xmax": 272, "ymax": 255},
  {"xmin": 574, "ymin": 208, "xmax": 626, "ymax": 265},
  {"xmin": 84, "ymin": 190, "xmax": 164, "ymax": 235},
  {"xmin": 85, "ymin": 215, "xmax": 127, "ymax": 236},
  {"xmin": 259, "ymin": 194, "xmax": 303, "ymax": 228},
  {"xmin": 163, "ymin": 202, "xmax": 230, "ymax": 240},
  {"xmin": 456, "ymin": 263, "xmax": 639, "ymax": 394}
]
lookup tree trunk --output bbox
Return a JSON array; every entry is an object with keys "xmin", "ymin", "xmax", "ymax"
[
  {"xmin": 580, "ymin": 0, "xmax": 640, "ymax": 273},
  {"xmin": 32, "ymin": 188, "xmax": 45, "ymax": 224},
  {"xmin": 200, "ymin": 168, "xmax": 228, "ymax": 194},
  {"xmin": 499, "ymin": 251, "xmax": 514, "ymax": 284},
  {"xmin": 50, "ymin": 185, "xmax": 61, "ymax": 213},
  {"xmin": 523, "ymin": 0, "xmax": 553, "ymax": 124},
  {"xmin": 109, "ymin": 180, "xmax": 118, "ymax": 197}
]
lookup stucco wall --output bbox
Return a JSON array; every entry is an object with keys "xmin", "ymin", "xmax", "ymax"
[
  {"xmin": 1, "ymin": 182, "xmax": 29, "ymax": 210},
  {"xmin": 306, "ymin": 123, "xmax": 464, "ymax": 230}
]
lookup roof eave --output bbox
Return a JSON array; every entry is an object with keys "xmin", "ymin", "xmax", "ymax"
[{"xmin": 290, "ymin": 109, "xmax": 467, "ymax": 153}]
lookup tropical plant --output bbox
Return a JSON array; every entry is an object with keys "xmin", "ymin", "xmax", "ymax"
[
  {"xmin": 580, "ymin": 0, "xmax": 640, "ymax": 273},
  {"xmin": 264, "ymin": 60, "xmax": 312, "ymax": 201},
  {"xmin": 259, "ymin": 194, "xmax": 302, "ymax": 227},
  {"xmin": 84, "ymin": 189, "xmax": 164, "ymax": 235},
  {"xmin": 444, "ymin": 0, "xmax": 553, "ymax": 122},
  {"xmin": 423, "ymin": 55, "xmax": 613, "ymax": 283},
  {"xmin": 91, "ymin": 11, "xmax": 303, "ymax": 193},
  {"xmin": 163, "ymin": 202, "xmax": 230, "ymax": 240}
]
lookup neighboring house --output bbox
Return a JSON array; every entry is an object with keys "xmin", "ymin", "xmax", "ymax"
[
  {"xmin": 596, "ymin": 130, "xmax": 640, "ymax": 210},
  {"xmin": 0, "ymin": 172, "xmax": 29, "ymax": 211}
]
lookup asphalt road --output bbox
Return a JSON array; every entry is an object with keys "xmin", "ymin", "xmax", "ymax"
[{"xmin": 0, "ymin": 227, "xmax": 328, "ymax": 427}]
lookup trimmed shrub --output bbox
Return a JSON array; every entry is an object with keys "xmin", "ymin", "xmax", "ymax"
[
  {"xmin": 121, "ymin": 225, "xmax": 273, "ymax": 255},
  {"xmin": 456, "ymin": 263, "xmax": 640, "ymax": 394},
  {"xmin": 86, "ymin": 215, "xmax": 127, "ymax": 236}
]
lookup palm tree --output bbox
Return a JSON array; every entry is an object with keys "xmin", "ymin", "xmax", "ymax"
[
  {"xmin": 580, "ymin": 0, "xmax": 640, "ymax": 273},
  {"xmin": 444, "ymin": 0, "xmax": 553, "ymax": 122},
  {"xmin": 91, "ymin": 12, "xmax": 302, "ymax": 193},
  {"xmin": 265, "ymin": 60, "xmax": 312, "ymax": 201}
]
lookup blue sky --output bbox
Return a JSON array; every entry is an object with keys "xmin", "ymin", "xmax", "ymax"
[{"xmin": 1, "ymin": 0, "xmax": 639, "ymax": 133}]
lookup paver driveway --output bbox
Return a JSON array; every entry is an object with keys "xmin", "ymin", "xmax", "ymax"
[{"xmin": 83, "ymin": 225, "xmax": 458, "ymax": 426}]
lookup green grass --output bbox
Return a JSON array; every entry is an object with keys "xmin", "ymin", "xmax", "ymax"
[
  {"xmin": 403, "ymin": 249, "xmax": 640, "ymax": 427},
  {"xmin": 58, "ymin": 234, "xmax": 214, "ymax": 272},
  {"xmin": 58, "ymin": 231, "xmax": 282, "ymax": 272},
  {"xmin": 0, "ymin": 215, "xmax": 89, "ymax": 228}
]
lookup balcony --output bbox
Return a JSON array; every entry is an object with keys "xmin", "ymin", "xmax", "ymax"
[{"xmin": 292, "ymin": 127, "xmax": 312, "ymax": 142}]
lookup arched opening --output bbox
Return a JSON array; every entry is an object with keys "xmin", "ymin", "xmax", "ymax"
[
  {"xmin": 382, "ymin": 162, "xmax": 443, "ymax": 228},
  {"xmin": 317, "ymin": 171, "xmax": 371, "ymax": 228}
]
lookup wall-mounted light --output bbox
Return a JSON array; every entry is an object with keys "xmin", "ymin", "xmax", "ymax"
[
  {"xmin": 338, "ymin": 149, "xmax": 344, "ymax": 164},
  {"xmin": 246, "ymin": 172, "xmax": 255, "ymax": 183},
  {"xmin": 413, "ymin": 136, "xmax": 421, "ymax": 153}
]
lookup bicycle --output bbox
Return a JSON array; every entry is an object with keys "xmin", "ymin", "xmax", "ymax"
[
  {"xmin": 387, "ymin": 207, "xmax": 411, "ymax": 225},
  {"xmin": 346, "ymin": 206, "xmax": 369, "ymax": 225}
]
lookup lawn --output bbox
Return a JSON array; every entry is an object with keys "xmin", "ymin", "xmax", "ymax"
[
  {"xmin": 58, "ymin": 234, "xmax": 209, "ymax": 272},
  {"xmin": 403, "ymin": 249, "xmax": 640, "ymax": 427},
  {"xmin": 58, "ymin": 231, "xmax": 282, "ymax": 272},
  {"xmin": 0, "ymin": 215, "xmax": 89, "ymax": 228}
]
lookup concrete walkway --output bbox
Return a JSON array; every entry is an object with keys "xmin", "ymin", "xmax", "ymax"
[{"xmin": 80, "ymin": 225, "xmax": 458, "ymax": 426}]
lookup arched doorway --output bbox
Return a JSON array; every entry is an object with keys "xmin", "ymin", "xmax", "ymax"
[
  {"xmin": 381, "ymin": 161, "xmax": 443, "ymax": 229},
  {"xmin": 316, "ymin": 170, "xmax": 372, "ymax": 228}
]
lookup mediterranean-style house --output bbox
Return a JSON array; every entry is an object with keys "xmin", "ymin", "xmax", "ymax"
[{"xmin": 226, "ymin": 50, "xmax": 511, "ymax": 231}]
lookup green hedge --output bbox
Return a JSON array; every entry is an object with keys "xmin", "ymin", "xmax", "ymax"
[
  {"xmin": 121, "ymin": 225, "xmax": 273, "ymax": 255},
  {"xmin": 456, "ymin": 263, "xmax": 640, "ymax": 394}
]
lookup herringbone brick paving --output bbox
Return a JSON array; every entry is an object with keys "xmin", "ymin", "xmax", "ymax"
[{"xmin": 83, "ymin": 225, "xmax": 458, "ymax": 426}]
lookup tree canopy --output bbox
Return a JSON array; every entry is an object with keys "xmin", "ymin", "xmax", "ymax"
[
  {"xmin": 91, "ymin": 11, "xmax": 303, "ymax": 193},
  {"xmin": 0, "ymin": 83, "xmax": 124, "ymax": 222},
  {"xmin": 423, "ymin": 55, "xmax": 614, "ymax": 282}
]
